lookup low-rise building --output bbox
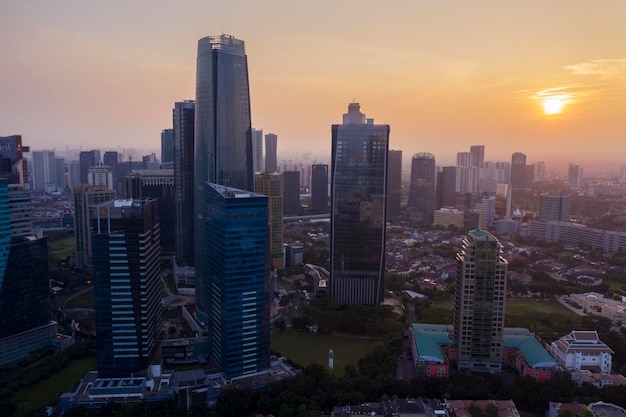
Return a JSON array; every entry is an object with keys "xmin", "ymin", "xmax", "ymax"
[{"xmin": 550, "ymin": 330, "xmax": 614, "ymax": 373}]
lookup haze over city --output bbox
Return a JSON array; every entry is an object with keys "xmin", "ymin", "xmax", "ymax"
[{"xmin": 2, "ymin": 0, "xmax": 626, "ymax": 165}]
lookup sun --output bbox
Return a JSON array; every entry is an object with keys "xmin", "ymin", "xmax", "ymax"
[{"xmin": 541, "ymin": 98, "xmax": 565, "ymax": 115}]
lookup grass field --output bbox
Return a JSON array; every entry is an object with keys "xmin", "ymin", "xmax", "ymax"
[
  {"xmin": 47, "ymin": 236, "xmax": 75, "ymax": 263},
  {"xmin": 506, "ymin": 299, "xmax": 577, "ymax": 315},
  {"xmin": 12, "ymin": 354, "xmax": 97, "ymax": 415},
  {"xmin": 65, "ymin": 287, "xmax": 95, "ymax": 309},
  {"xmin": 271, "ymin": 327, "xmax": 382, "ymax": 375}
]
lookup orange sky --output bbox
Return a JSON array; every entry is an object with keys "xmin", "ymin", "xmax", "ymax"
[{"xmin": 1, "ymin": 1, "xmax": 625, "ymax": 168}]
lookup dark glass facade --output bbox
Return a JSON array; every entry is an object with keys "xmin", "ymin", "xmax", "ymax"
[
  {"xmin": 282, "ymin": 171, "xmax": 300, "ymax": 216},
  {"xmin": 311, "ymin": 164, "xmax": 329, "ymax": 215},
  {"xmin": 161, "ymin": 129, "xmax": 174, "ymax": 164},
  {"xmin": 436, "ymin": 166, "xmax": 457, "ymax": 209},
  {"xmin": 386, "ymin": 151, "xmax": 402, "ymax": 220},
  {"xmin": 407, "ymin": 152, "xmax": 436, "ymax": 225},
  {"xmin": 264, "ymin": 133, "xmax": 278, "ymax": 173},
  {"xmin": 330, "ymin": 104, "xmax": 389, "ymax": 305},
  {"xmin": 79, "ymin": 150, "xmax": 99, "ymax": 185},
  {"xmin": 102, "ymin": 151, "xmax": 119, "ymax": 194},
  {"xmin": 202, "ymin": 183, "xmax": 270, "ymax": 377},
  {"xmin": 174, "ymin": 101, "xmax": 195, "ymax": 267},
  {"xmin": 92, "ymin": 199, "xmax": 161, "ymax": 378}
]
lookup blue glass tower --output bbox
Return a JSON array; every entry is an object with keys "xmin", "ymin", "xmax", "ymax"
[
  {"xmin": 202, "ymin": 183, "xmax": 270, "ymax": 377},
  {"xmin": 91, "ymin": 199, "xmax": 161, "ymax": 377},
  {"xmin": 330, "ymin": 103, "xmax": 389, "ymax": 305}
]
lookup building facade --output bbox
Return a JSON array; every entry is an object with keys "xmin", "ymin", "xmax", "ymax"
[
  {"xmin": 539, "ymin": 193, "xmax": 570, "ymax": 222},
  {"xmin": 256, "ymin": 172, "xmax": 284, "ymax": 270},
  {"xmin": 386, "ymin": 150, "xmax": 402, "ymax": 221},
  {"xmin": 454, "ymin": 230, "xmax": 508, "ymax": 372},
  {"xmin": 550, "ymin": 330, "xmax": 613, "ymax": 373},
  {"xmin": 436, "ymin": 166, "xmax": 457, "ymax": 209},
  {"xmin": 311, "ymin": 164, "xmax": 329, "ymax": 215},
  {"xmin": 251, "ymin": 128, "xmax": 263, "ymax": 174},
  {"xmin": 91, "ymin": 199, "xmax": 162, "ymax": 377},
  {"xmin": 407, "ymin": 152, "xmax": 436, "ymax": 225},
  {"xmin": 264, "ymin": 133, "xmax": 278, "ymax": 173},
  {"xmin": 282, "ymin": 170, "xmax": 300, "ymax": 216},
  {"xmin": 202, "ymin": 184, "xmax": 270, "ymax": 377},
  {"xmin": 161, "ymin": 129, "xmax": 174, "ymax": 164},
  {"xmin": 330, "ymin": 103, "xmax": 389, "ymax": 305}
]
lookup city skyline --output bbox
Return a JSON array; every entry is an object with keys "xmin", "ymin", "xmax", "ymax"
[{"xmin": 2, "ymin": 1, "xmax": 626, "ymax": 165}]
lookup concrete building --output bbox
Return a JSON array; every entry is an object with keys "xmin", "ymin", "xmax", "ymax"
[
  {"xmin": 407, "ymin": 152, "xmax": 436, "ymax": 225},
  {"xmin": 550, "ymin": 330, "xmax": 614, "ymax": 373},
  {"xmin": 433, "ymin": 207, "xmax": 464, "ymax": 229},
  {"xmin": 256, "ymin": 172, "xmax": 284, "ymax": 270},
  {"xmin": 539, "ymin": 193, "xmax": 570, "ymax": 222}
]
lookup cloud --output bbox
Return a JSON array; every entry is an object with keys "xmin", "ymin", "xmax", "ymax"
[{"xmin": 564, "ymin": 59, "xmax": 626, "ymax": 77}]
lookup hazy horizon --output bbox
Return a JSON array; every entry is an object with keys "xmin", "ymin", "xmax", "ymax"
[{"xmin": 2, "ymin": 1, "xmax": 625, "ymax": 166}]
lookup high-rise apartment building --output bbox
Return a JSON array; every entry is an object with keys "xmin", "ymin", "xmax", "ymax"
[
  {"xmin": 386, "ymin": 150, "xmax": 402, "ymax": 221},
  {"xmin": 533, "ymin": 161, "xmax": 545, "ymax": 182},
  {"xmin": 251, "ymin": 128, "xmax": 264, "ymax": 174},
  {"xmin": 282, "ymin": 171, "xmax": 300, "ymax": 216},
  {"xmin": 102, "ymin": 151, "xmax": 119, "ymax": 194},
  {"xmin": 91, "ymin": 199, "xmax": 161, "ymax": 378},
  {"xmin": 88, "ymin": 162, "xmax": 113, "ymax": 189},
  {"xmin": 265, "ymin": 133, "xmax": 278, "ymax": 173},
  {"xmin": 330, "ymin": 103, "xmax": 388, "ymax": 305},
  {"xmin": 173, "ymin": 100, "xmax": 195, "ymax": 267},
  {"xmin": 436, "ymin": 166, "xmax": 457, "ymax": 209},
  {"xmin": 454, "ymin": 230, "xmax": 507, "ymax": 373},
  {"xmin": 539, "ymin": 193, "xmax": 570, "ymax": 222},
  {"xmin": 510, "ymin": 152, "xmax": 528, "ymax": 188},
  {"xmin": 124, "ymin": 170, "xmax": 176, "ymax": 257},
  {"xmin": 202, "ymin": 183, "xmax": 270, "ymax": 377},
  {"xmin": 311, "ymin": 164, "xmax": 329, "ymax": 215},
  {"xmin": 407, "ymin": 153, "xmax": 436, "ymax": 225},
  {"xmin": 161, "ymin": 128, "xmax": 174, "ymax": 165},
  {"xmin": 568, "ymin": 163, "xmax": 584, "ymax": 189},
  {"xmin": 469, "ymin": 145, "xmax": 485, "ymax": 168},
  {"xmin": 256, "ymin": 172, "xmax": 284, "ymax": 270},
  {"xmin": 73, "ymin": 184, "xmax": 116, "ymax": 273},
  {"xmin": 31, "ymin": 150, "xmax": 56, "ymax": 191}
]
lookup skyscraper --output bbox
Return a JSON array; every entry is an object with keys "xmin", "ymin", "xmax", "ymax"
[
  {"xmin": 469, "ymin": 145, "xmax": 485, "ymax": 168},
  {"xmin": 195, "ymin": 34, "xmax": 253, "ymax": 194},
  {"xmin": 161, "ymin": 128, "xmax": 174, "ymax": 165},
  {"xmin": 311, "ymin": 164, "xmax": 329, "ymax": 215},
  {"xmin": 454, "ymin": 230, "xmax": 507, "ymax": 373},
  {"xmin": 436, "ymin": 166, "xmax": 457, "ymax": 209},
  {"xmin": 539, "ymin": 193, "xmax": 570, "ymax": 222},
  {"xmin": 568, "ymin": 163, "xmax": 584, "ymax": 188},
  {"xmin": 103, "ymin": 151, "xmax": 119, "ymax": 194},
  {"xmin": 79, "ymin": 150, "xmax": 100, "ymax": 185},
  {"xmin": 330, "ymin": 103, "xmax": 389, "ymax": 305},
  {"xmin": 173, "ymin": 100, "xmax": 195, "ymax": 267},
  {"xmin": 386, "ymin": 150, "xmax": 402, "ymax": 221},
  {"xmin": 92, "ymin": 199, "xmax": 161, "ymax": 377},
  {"xmin": 510, "ymin": 152, "xmax": 528, "ymax": 188},
  {"xmin": 251, "ymin": 128, "xmax": 264, "ymax": 174},
  {"xmin": 31, "ymin": 150, "xmax": 56, "ymax": 191},
  {"xmin": 256, "ymin": 172, "xmax": 284, "ymax": 270},
  {"xmin": 0, "ymin": 136, "xmax": 54, "ymax": 366},
  {"xmin": 407, "ymin": 152, "xmax": 436, "ymax": 225},
  {"xmin": 88, "ymin": 162, "xmax": 113, "ymax": 189},
  {"xmin": 282, "ymin": 171, "xmax": 300, "ymax": 216},
  {"xmin": 73, "ymin": 184, "xmax": 116, "ymax": 273},
  {"xmin": 265, "ymin": 133, "xmax": 278, "ymax": 173},
  {"xmin": 202, "ymin": 183, "xmax": 270, "ymax": 377}
]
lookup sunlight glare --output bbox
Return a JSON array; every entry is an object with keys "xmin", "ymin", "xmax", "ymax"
[{"xmin": 542, "ymin": 98, "xmax": 565, "ymax": 115}]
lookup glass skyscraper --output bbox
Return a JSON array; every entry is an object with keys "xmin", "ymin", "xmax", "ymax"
[
  {"xmin": 174, "ymin": 100, "xmax": 195, "ymax": 267},
  {"xmin": 330, "ymin": 103, "xmax": 389, "ymax": 305},
  {"xmin": 91, "ymin": 199, "xmax": 161, "ymax": 378},
  {"xmin": 407, "ymin": 152, "xmax": 436, "ymax": 225},
  {"xmin": 202, "ymin": 183, "xmax": 270, "ymax": 377}
]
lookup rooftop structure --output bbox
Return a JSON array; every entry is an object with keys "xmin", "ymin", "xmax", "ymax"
[{"xmin": 550, "ymin": 330, "xmax": 614, "ymax": 373}]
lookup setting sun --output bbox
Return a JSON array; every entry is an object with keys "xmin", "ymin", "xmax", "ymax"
[{"xmin": 542, "ymin": 98, "xmax": 565, "ymax": 115}]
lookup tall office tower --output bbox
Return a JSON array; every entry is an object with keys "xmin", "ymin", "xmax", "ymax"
[
  {"xmin": 251, "ymin": 128, "xmax": 264, "ymax": 173},
  {"xmin": 282, "ymin": 170, "xmax": 300, "ymax": 216},
  {"xmin": 202, "ymin": 183, "xmax": 270, "ymax": 377},
  {"xmin": 124, "ymin": 169, "xmax": 176, "ymax": 257},
  {"xmin": 69, "ymin": 160, "xmax": 81, "ymax": 186},
  {"xmin": 568, "ymin": 163, "xmax": 584, "ymax": 188},
  {"xmin": 469, "ymin": 145, "xmax": 485, "ymax": 168},
  {"xmin": 330, "ymin": 103, "xmax": 389, "ymax": 305},
  {"xmin": 79, "ymin": 150, "xmax": 100, "ymax": 184},
  {"xmin": 407, "ymin": 153, "xmax": 436, "ymax": 225},
  {"xmin": 91, "ymin": 199, "xmax": 161, "ymax": 378},
  {"xmin": 54, "ymin": 157, "xmax": 66, "ymax": 190},
  {"xmin": 386, "ymin": 150, "xmax": 403, "ymax": 221},
  {"xmin": 256, "ymin": 172, "xmax": 284, "ymax": 270},
  {"xmin": 195, "ymin": 34, "xmax": 253, "ymax": 193},
  {"xmin": 173, "ymin": 100, "xmax": 195, "ymax": 267},
  {"xmin": 31, "ymin": 150, "xmax": 56, "ymax": 191},
  {"xmin": 478, "ymin": 161, "xmax": 510, "ymax": 194},
  {"xmin": 73, "ymin": 184, "xmax": 116, "ymax": 273},
  {"xmin": 161, "ymin": 129, "xmax": 174, "ymax": 164},
  {"xmin": 264, "ymin": 133, "xmax": 278, "ymax": 173},
  {"xmin": 620, "ymin": 166, "xmax": 626, "ymax": 183},
  {"xmin": 454, "ymin": 230, "xmax": 508, "ymax": 373},
  {"xmin": 436, "ymin": 166, "xmax": 457, "ymax": 209},
  {"xmin": 510, "ymin": 152, "xmax": 527, "ymax": 187},
  {"xmin": 456, "ymin": 166, "xmax": 478, "ymax": 194},
  {"xmin": 533, "ymin": 161, "xmax": 545, "ymax": 182},
  {"xmin": 539, "ymin": 193, "xmax": 570, "ymax": 222},
  {"xmin": 474, "ymin": 195, "xmax": 496, "ymax": 226},
  {"xmin": 88, "ymin": 162, "xmax": 114, "ymax": 189},
  {"xmin": 456, "ymin": 152, "xmax": 471, "ymax": 167},
  {"xmin": 103, "ymin": 151, "xmax": 120, "ymax": 194},
  {"xmin": 0, "ymin": 136, "xmax": 54, "ymax": 366},
  {"xmin": 311, "ymin": 164, "xmax": 329, "ymax": 214}
]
